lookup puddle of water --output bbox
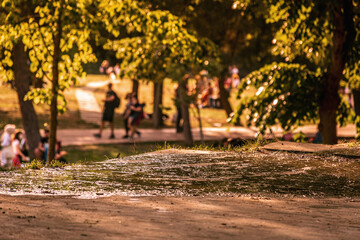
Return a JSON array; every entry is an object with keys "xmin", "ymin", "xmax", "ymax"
[{"xmin": 0, "ymin": 151, "xmax": 360, "ymax": 198}]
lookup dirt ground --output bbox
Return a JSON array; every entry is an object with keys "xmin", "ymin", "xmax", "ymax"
[{"xmin": 0, "ymin": 195, "xmax": 359, "ymax": 240}]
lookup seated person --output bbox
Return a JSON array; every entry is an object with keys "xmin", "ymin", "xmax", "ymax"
[
  {"xmin": 35, "ymin": 129, "xmax": 67, "ymax": 163},
  {"xmin": 309, "ymin": 123, "xmax": 323, "ymax": 144},
  {"xmin": 35, "ymin": 129, "xmax": 49, "ymax": 161},
  {"xmin": 12, "ymin": 131, "xmax": 30, "ymax": 168}
]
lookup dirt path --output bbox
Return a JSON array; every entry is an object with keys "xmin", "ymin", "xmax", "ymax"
[{"xmin": 0, "ymin": 195, "xmax": 359, "ymax": 240}]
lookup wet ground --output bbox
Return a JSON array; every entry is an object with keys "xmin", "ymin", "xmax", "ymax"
[{"xmin": 1, "ymin": 149, "xmax": 360, "ymax": 198}]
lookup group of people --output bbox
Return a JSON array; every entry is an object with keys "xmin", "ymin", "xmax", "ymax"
[
  {"xmin": 224, "ymin": 65, "xmax": 241, "ymax": 90},
  {"xmin": 198, "ymin": 77, "xmax": 221, "ymax": 109},
  {"xmin": 99, "ymin": 60, "xmax": 121, "ymax": 81},
  {"xmin": 0, "ymin": 124, "xmax": 67, "ymax": 169},
  {"xmin": 93, "ymin": 83, "xmax": 146, "ymax": 140},
  {"xmin": 282, "ymin": 123, "xmax": 323, "ymax": 144}
]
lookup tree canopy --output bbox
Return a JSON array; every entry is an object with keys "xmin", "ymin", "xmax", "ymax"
[{"xmin": 233, "ymin": 0, "xmax": 360, "ymax": 143}]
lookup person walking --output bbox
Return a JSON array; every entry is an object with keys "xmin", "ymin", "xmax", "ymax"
[
  {"xmin": 126, "ymin": 94, "xmax": 142, "ymax": 140},
  {"xmin": 173, "ymin": 83, "xmax": 183, "ymax": 133},
  {"xmin": 122, "ymin": 93, "xmax": 132, "ymax": 139},
  {"xmin": 94, "ymin": 83, "xmax": 119, "ymax": 139}
]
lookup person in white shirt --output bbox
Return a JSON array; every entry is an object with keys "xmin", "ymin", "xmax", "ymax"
[{"xmin": 1, "ymin": 124, "xmax": 16, "ymax": 167}]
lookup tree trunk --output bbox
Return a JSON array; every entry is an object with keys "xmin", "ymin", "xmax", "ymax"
[
  {"xmin": 219, "ymin": 69, "xmax": 233, "ymax": 116},
  {"xmin": 132, "ymin": 79, "xmax": 139, "ymax": 96},
  {"xmin": 153, "ymin": 81, "xmax": 164, "ymax": 128},
  {"xmin": 12, "ymin": 41, "xmax": 41, "ymax": 160},
  {"xmin": 48, "ymin": 9, "xmax": 63, "ymax": 163},
  {"xmin": 319, "ymin": 0, "xmax": 355, "ymax": 144},
  {"xmin": 179, "ymin": 78, "xmax": 193, "ymax": 146}
]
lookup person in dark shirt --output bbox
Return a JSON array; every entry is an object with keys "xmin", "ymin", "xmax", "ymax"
[
  {"xmin": 94, "ymin": 83, "xmax": 117, "ymax": 139},
  {"xmin": 35, "ymin": 129, "xmax": 49, "ymax": 161},
  {"xmin": 124, "ymin": 94, "xmax": 143, "ymax": 140},
  {"xmin": 173, "ymin": 83, "xmax": 183, "ymax": 133}
]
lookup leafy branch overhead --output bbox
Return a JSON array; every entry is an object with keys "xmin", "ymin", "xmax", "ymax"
[
  {"xmin": 233, "ymin": 0, "xmax": 360, "ymax": 143},
  {"xmin": 103, "ymin": 9, "xmax": 220, "ymax": 81},
  {"xmin": 233, "ymin": 63, "xmax": 321, "ymax": 133}
]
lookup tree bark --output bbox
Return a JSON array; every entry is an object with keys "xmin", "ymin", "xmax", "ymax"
[
  {"xmin": 132, "ymin": 79, "xmax": 139, "ymax": 96},
  {"xmin": 48, "ymin": 6, "xmax": 63, "ymax": 163},
  {"xmin": 319, "ymin": 0, "xmax": 355, "ymax": 144},
  {"xmin": 153, "ymin": 81, "xmax": 164, "ymax": 128},
  {"xmin": 12, "ymin": 41, "xmax": 41, "ymax": 160},
  {"xmin": 179, "ymin": 78, "xmax": 193, "ymax": 146}
]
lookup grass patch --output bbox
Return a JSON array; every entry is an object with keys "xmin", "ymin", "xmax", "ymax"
[
  {"xmin": 63, "ymin": 142, "xmax": 161, "ymax": 164},
  {"xmin": 2, "ymin": 141, "xmax": 360, "ymax": 197},
  {"xmin": 62, "ymin": 139, "xmax": 268, "ymax": 164}
]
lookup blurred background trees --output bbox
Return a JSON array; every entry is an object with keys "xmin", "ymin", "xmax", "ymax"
[{"xmin": 1, "ymin": 0, "xmax": 360, "ymax": 151}]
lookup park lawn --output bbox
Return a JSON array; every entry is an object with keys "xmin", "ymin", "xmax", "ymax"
[
  {"xmin": 0, "ymin": 84, "xmax": 95, "ymax": 130},
  {"xmin": 92, "ymin": 76, "xmax": 242, "ymax": 128},
  {"xmin": 63, "ymin": 142, "xmax": 163, "ymax": 164},
  {"xmin": 0, "ymin": 74, "xmax": 245, "ymax": 130},
  {"xmin": 62, "ymin": 140, "xmax": 223, "ymax": 164}
]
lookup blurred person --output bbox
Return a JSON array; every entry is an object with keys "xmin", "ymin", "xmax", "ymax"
[
  {"xmin": 19, "ymin": 132, "xmax": 29, "ymax": 157},
  {"xmin": 55, "ymin": 141, "xmax": 67, "ymax": 163},
  {"xmin": 282, "ymin": 132, "xmax": 293, "ymax": 141},
  {"xmin": 230, "ymin": 65, "xmax": 239, "ymax": 75},
  {"xmin": 195, "ymin": 74, "xmax": 205, "ymax": 93},
  {"xmin": 122, "ymin": 93, "xmax": 140, "ymax": 139},
  {"xmin": 35, "ymin": 129, "xmax": 50, "ymax": 162},
  {"xmin": 209, "ymin": 78, "xmax": 221, "ymax": 108},
  {"xmin": 114, "ymin": 64, "xmax": 121, "ymax": 77},
  {"xmin": 344, "ymin": 87, "xmax": 353, "ymax": 108},
  {"xmin": 199, "ymin": 82, "xmax": 213, "ymax": 108},
  {"xmin": 173, "ymin": 83, "xmax": 183, "ymax": 133},
  {"xmin": 224, "ymin": 77, "xmax": 232, "ymax": 91},
  {"xmin": 99, "ymin": 60, "xmax": 109, "ymax": 74},
  {"xmin": 232, "ymin": 73, "xmax": 241, "ymax": 89},
  {"xmin": 126, "ymin": 94, "xmax": 143, "ymax": 140},
  {"xmin": 34, "ymin": 129, "xmax": 67, "ymax": 163},
  {"xmin": 309, "ymin": 123, "xmax": 323, "ymax": 144},
  {"xmin": 94, "ymin": 83, "xmax": 118, "ymax": 139},
  {"xmin": 1, "ymin": 124, "xmax": 16, "ymax": 167},
  {"xmin": 12, "ymin": 131, "xmax": 30, "ymax": 168},
  {"xmin": 106, "ymin": 66, "xmax": 114, "ymax": 76}
]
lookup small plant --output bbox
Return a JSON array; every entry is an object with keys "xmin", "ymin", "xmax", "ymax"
[
  {"xmin": 49, "ymin": 160, "xmax": 67, "ymax": 168},
  {"xmin": 24, "ymin": 159, "xmax": 45, "ymax": 170},
  {"xmin": 155, "ymin": 142, "xmax": 181, "ymax": 151}
]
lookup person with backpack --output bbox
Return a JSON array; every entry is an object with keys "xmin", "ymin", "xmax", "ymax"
[{"xmin": 94, "ymin": 82, "xmax": 120, "ymax": 139}]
